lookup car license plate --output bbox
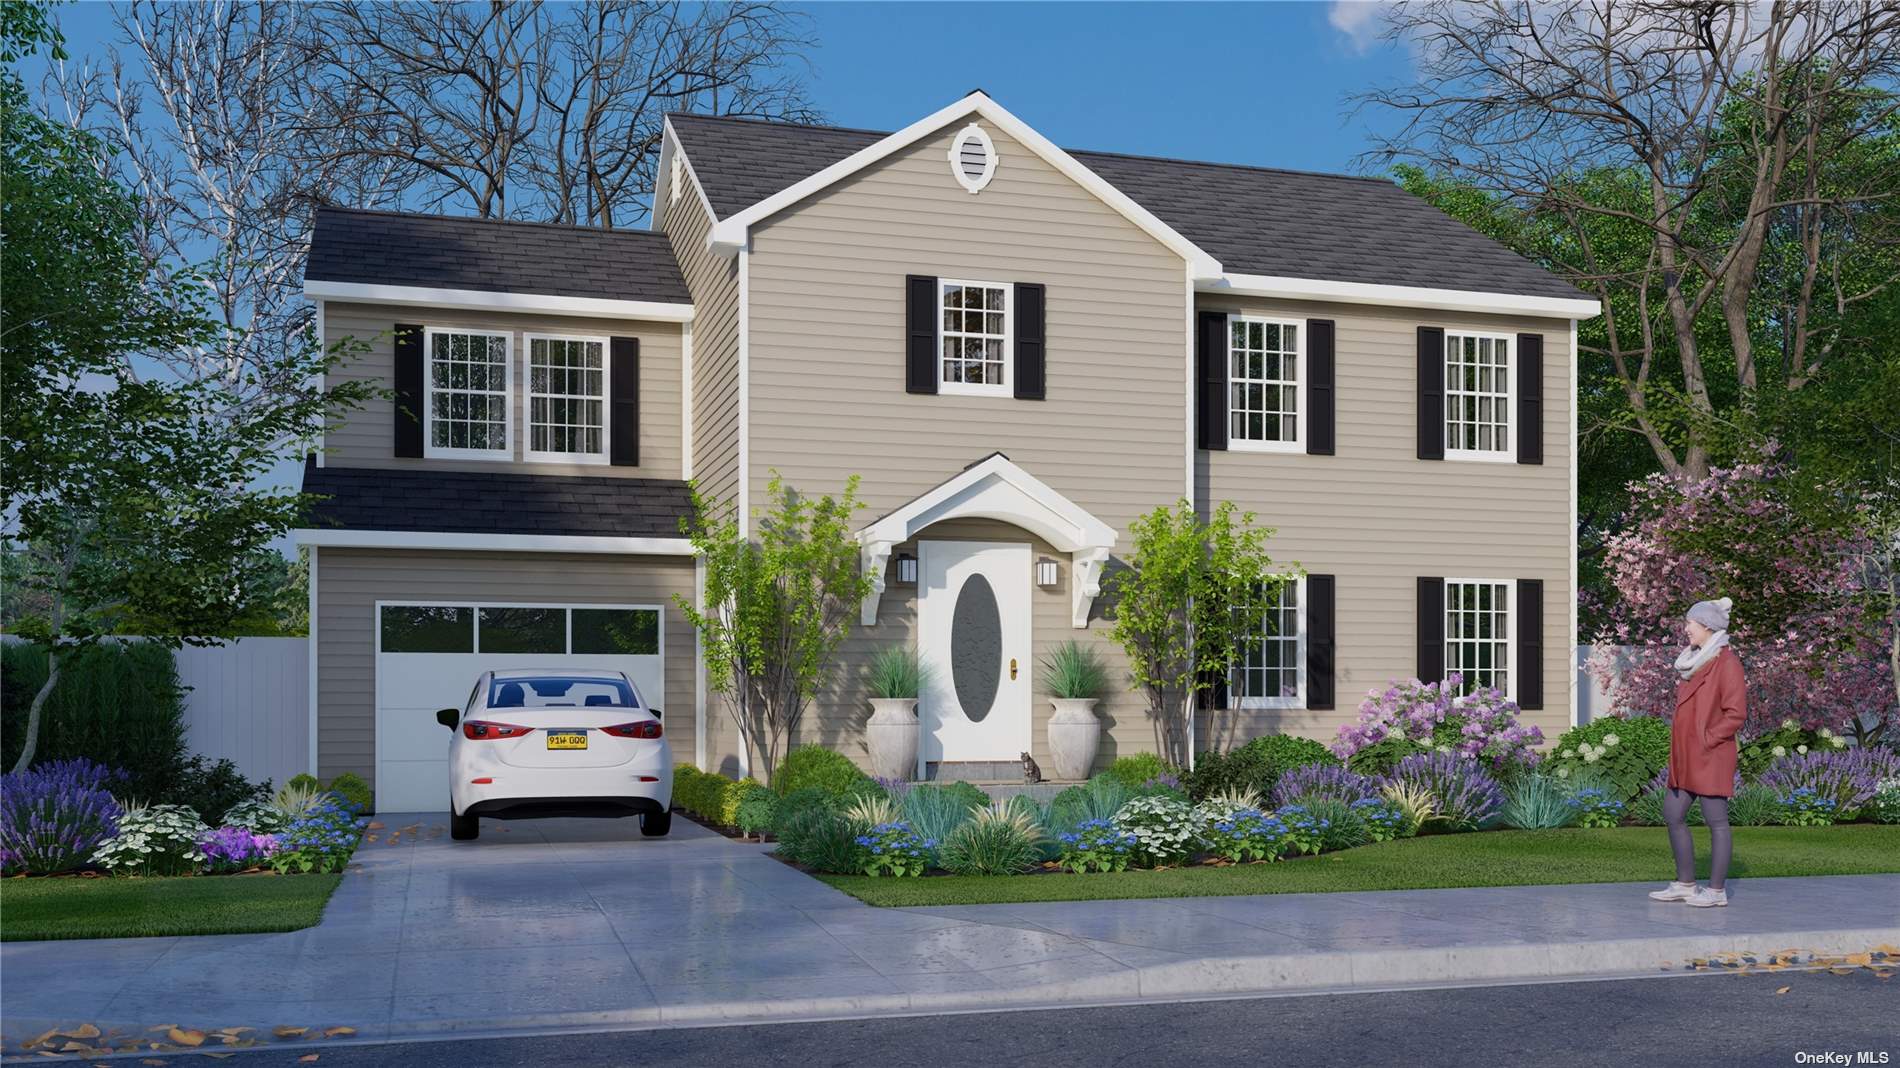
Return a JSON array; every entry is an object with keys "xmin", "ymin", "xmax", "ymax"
[{"xmin": 546, "ymin": 731, "xmax": 589, "ymax": 751}]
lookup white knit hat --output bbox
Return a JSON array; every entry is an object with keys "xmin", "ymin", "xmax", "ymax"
[{"xmin": 1687, "ymin": 597, "xmax": 1733, "ymax": 631}]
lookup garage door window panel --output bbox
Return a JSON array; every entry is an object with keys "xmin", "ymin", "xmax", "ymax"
[
  {"xmin": 380, "ymin": 606, "xmax": 474, "ymax": 652},
  {"xmin": 572, "ymin": 608, "xmax": 660, "ymax": 655},
  {"xmin": 477, "ymin": 607, "xmax": 566, "ymax": 653}
]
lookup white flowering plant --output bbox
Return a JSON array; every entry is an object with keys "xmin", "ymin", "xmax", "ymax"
[
  {"xmin": 1738, "ymin": 724, "xmax": 1846, "ymax": 778},
  {"xmin": 1545, "ymin": 716, "xmax": 1670, "ymax": 802},
  {"xmin": 1111, "ymin": 795, "xmax": 1201, "ymax": 868},
  {"xmin": 1873, "ymin": 778, "xmax": 1900, "ymax": 825},
  {"xmin": 92, "ymin": 804, "xmax": 209, "ymax": 876}
]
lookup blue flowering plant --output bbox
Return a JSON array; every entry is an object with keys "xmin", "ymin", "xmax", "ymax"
[
  {"xmin": 1571, "ymin": 787, "xmax": 1625, "ymax": 829},
  {"xmin": 0, "ymin": 759, "xmax": 125, "ymax": 875},
  {"xmin": 268, "ymin": 799, "xmax": 367, "ymax": 874},
  {"xmin": 1274, "ymin": 804, "xmax": 1330, "ymax": 856},
  {"xmin": 1776, "ymin": 787, "xmax": 1839, "ymax": 827},
  {"xmin": 1200, "ymin": 808, "xmax": 1289, "ymax": 863},
  {"xmin": 854, "ymin": 820, "xmax": 932, "ymax": 877},
  {"xmin": 1056, "ymin": 818, "xmax": 1139, "ymax": 873},
  {"xmin": 1349, "ymin": 797, "xmax": 1411, "ymax": 842}
]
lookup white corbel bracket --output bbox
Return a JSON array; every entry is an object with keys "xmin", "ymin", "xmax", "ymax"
[
  {"xmin": 1071, "ymin": 546, "xmax": 1111, "ymax": 629},
  {"xmin": 860, "ymin": 538, "xmax": 896, "ymax": 625}
]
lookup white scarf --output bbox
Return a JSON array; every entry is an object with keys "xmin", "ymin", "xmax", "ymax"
[{"xmin": 1674, "ymin": 630, "xmax": 1730, "ymax": 681}]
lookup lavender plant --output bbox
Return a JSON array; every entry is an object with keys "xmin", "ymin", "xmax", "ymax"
[
  {"xmin": 0, "ymin": 759, "xmax": 124, "ymax": 875},
  {"xmin": 1378, "ymin": 752, "xmax": 1504, "ymax": 830},
  {"xmin": 197, "ymin": 826, "xmax": 279, "ymax": 873},
  {"xmin": 1271, "ymin": 763, "xmax": 1378, "ymax": 808},
  {"xmin": 1759, "ymin": 748, "xmax": 1900, "ymax": 816}
]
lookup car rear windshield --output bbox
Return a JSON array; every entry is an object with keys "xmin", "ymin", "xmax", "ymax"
[{"xmin": 488, "ymin": 676, "xmax": 640, "ymax": 709}]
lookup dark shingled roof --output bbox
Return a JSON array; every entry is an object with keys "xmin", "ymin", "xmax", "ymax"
[
  {"xmin": 306, "ymin": 205, "xmax": 691, "ymax": 305},
  {"xmin": 300, "ymin": 459, "xmax": 692, "ymax": 539},
  {"xmin": 667, "ymin": 112, "xmax": 1583, "ymax": 302}
]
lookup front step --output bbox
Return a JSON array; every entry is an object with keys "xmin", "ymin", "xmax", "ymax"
[{"xmin": 922, "ymin": 760, "xmax": 1027, "ymax": 782}]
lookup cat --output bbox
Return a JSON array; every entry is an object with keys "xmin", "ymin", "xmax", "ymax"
[{"xmin": 1021, "ymin": 751, "xmax": 1042, "ymax": 784}]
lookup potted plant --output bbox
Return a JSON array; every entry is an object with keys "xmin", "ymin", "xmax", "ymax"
[
  {"xmin": 1042, "ymin": 641, "xmax": 1110, "ymax": 780},
  {"xmin": 865, "ymin": 646, "xmax": 929, "ymax": 782}
]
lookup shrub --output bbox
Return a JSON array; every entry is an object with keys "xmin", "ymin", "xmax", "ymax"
[
  {"xmin": 271, "ymin": 779, "xmax": 330, "ymax": 822},
  {"xmin": 162, "ymin": 756, "xmax": 270, "ymax": 826},
  {"xmin": 197, "ymin": 826, "xmax": 278, "ymax": 873},
  {"xmin": 1379, "ymin": 752, "xmax": 1503, "ymax": 831},
  {"xmin": 854, "ymin": 821, "xmax": 933, "ymax": 877},
  {"xmin": 1738, "ymin": 721, "xmax": 1850, "ymax": 778},
  {"xmin": 866, "ymin": 647, "xmax": 929, "ymax": 700},
  {"xmin": 1004, "ymin": 794, "xmax": 1065, "ymax": 861},
  {"xmin": 0, "ymin": 758, "xmax": 124, "ymax": 874},
  {"xmin": 939, "ymin": 805, "xmax": 1044, "ymax": 875},
  {"xmin": 900, "ymin": 783, "xmax": 986, "ymax": 846},
  {"xmin": 1111, "ymin": 794, "xmax": 1199, "ymax": 867},
  {"xmin": 221, "ymin": 799, "xmax": 288, "ymax": 834},
  {"xmin": 1335, "ymin": 675, "xmax": 1543, "ymax": 777},
  {"xmin": 1105, "ymin": 753, "xmax": 1174, "ymax": 791},
  {"xmin": 1871, "ymin": 779, "xmax": 1900, "ymax": 824},
  {"xmin": 1500, "ymin": 774, "xmax": 1580, "ymax": 830},
  {"xmin": 1041, "ymin": 641, "xmax": 1110, "ymax": 701},
  {"xmin": 774, "ymin": 746, "xmax": 874, "ymax": 798},
  {"xmin": 327, "ymin": 772, "xmax": 373, "ymax": 814},
  {"xmin": 1186, "ymin": 734, "xmax": 1338, "ymax": 800},
  {"xmin": 1272, "ymin": 764, "xmax": 1378, "ymax": 808},
  {"xmin": 672, "ymin": 766, "xmax": 762, "ymax": 828},
  {"xmin": 1727, "ymin": 783, "xmax": 1786, "ymax": 827},
  {"xmin": 93, "ymin": 803, "xmax": 208, "ymax": 876},
  {"xmin": 286, "ymin": 773, "xmax": 321, "ymax": 792},
  {"xmin": 734, "ymin": 782, "xmax": 778, "ymax": 838},
  {"xmin": 1777, "ymin": 787, "xmax": 1839, "ymax": 827},
  {"xmin": 268, "ymin": 799, "xmax": 364, "ymax": 874},
  {"xmin": 1274, "ymin": 804, "xmax": 1329, "ymax": 856},
  {"xmin": 1759, "ymin": 748, "xmax": 1899, "ymax": 816},
  {"xmin": 1049, "ymin": 775, "xmax": 1129, "ymax": 833},
  {"xmin": 774, "ymin": 795, "xmax": 862, "ymax": 874},
  {"xmin": 1350, "ymin": 797, "xmax": 1411, "ymax": 841},
  {"xmin": 1, "ymin": 642, "xmax": 187, "ymax": 802},
  {"xmin": 1201, "ymin": 808, "xmax": 1290, "ymax": 863},
  {"xmin": 1345, "ymin": 736, "xmax": 1427, "ymax": 778},
  {"xmin": 1301, "ymin": 797, "xmax": 1370, "ymax": 851},
  {"xmin": 1056, "ymin": 818, "xmax": 1139, "ymax": 873},
  {"xmin": 1570, "ymin": 787, "xmax": 1624, "ymax": 829},
  {"xmin": 1544, "ymin": 716, "xmax": 1671, "ymax": 802}
]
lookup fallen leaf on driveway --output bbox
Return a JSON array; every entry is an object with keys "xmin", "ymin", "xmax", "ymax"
[
  {"xmin": 1775, "ymin": 986, "xmax": 1790, "ymax": 994},
  {"xmin": 24, "ymin": 1028, "xmax": 58, "ymax": 1048},
  {"xmin": 59, "ymin": 1025, "xmax": 102, "ymax": 1040},
  {"xmin": 299, "ymin": 1056, "xmax": 320, "ymax": 1063},
  {"xmin": 323, "ymin": 1027, "xmax": 356, "ymax": 1038},
  {"xmin": 272, "ymin": 1026, "xmax": 308, "ymax": 1038},
  {"xmin": 167, "ymin": 1028, "xmax": 205, "ymax": 1047}
]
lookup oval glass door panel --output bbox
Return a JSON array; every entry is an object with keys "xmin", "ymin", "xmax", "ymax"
[{"xmin": 950, "ymin": 574, "xmax": 1002, "ymax": 722}]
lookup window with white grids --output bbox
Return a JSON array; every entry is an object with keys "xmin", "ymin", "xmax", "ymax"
[
  {"xmin": 525, "ymin": 335, "xmax": 607, "ymax": 463},
  {"xmin": 426, "ymin": 329, "xmax": 511, "ymax": 458},
  {"xmin": 940, "ymin": 280, "xmax": 1010, "ymax": 394},
  {"xmin": 1444, "ymin": 332, "xmax": 1512, "ymax": 459},
  {"xmin": 1445, "ymin": 579, "xmax": 1512, "ymax": 697},
  {"xmin": 1235, "ymin": 577, "xmax": 1303, "ymax": 708},
  {"xmin": 1228, "ymin": 317, "xmax": 1301, "ymax": 448}
]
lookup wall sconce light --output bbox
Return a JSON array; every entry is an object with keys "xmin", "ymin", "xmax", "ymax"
[
  {"xmin": 895, "ymin": 553, "xmax": 918, "ymax": 585},
  {"xmin": 1035, "ymin": 557, "xmax": 1060, "ymax": 588}
]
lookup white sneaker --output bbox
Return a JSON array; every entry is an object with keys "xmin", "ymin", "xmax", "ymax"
[
  {"xmin": 1684, "ymin": 886, "xmax": 1728, "ymax": 908},
  {"xmin": 1648, "ymin": 881, "xmax": 1698, "ymax": 902}
]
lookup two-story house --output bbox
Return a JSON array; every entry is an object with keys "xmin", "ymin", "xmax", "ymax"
[{"xmin": 296, "ymin": 91, "xmax": 1597, "ymax": 811}]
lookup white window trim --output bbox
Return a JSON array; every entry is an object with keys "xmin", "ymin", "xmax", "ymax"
[
  {"xmin": 1442, "ymin": 329, "xmax": 1517, "ymax": 463},
  {"xmin": 375, "ymin": 600, "xmax": 664, "ymax": 662},
  {"xmin": 1443, "ymin": 577, "xmax": 1516, "ymax": 701},
  {"xmin": 423, "ymin": 326, "xmax": 514, "ymax": 461},
  {"xmin": 1225, "ymin": 314, "xmax": 1305, "ymax": 454},
  {"xmin": 1234, "ymin": 574, "xmax": 1306, "ymax": 711},
  {"xmin": 937, "ymin": 277, "xmax": 1013, "ymax": 398},
  {"xmin": 521, "ymin": 332, "xmax": 612, "ymax": 466},
  {"xmin": 948, "ymin": 123, "xmax": 998, "ymax": 194}
]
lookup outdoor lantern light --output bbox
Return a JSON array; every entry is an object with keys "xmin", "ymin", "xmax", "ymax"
[
  {"xmin": 1036, "ymin": 557, "xmax": 1060, "ymax": 587},
  {"xmin": 895, "ymin": 553, "xmax": 918, "ymax": 584}
]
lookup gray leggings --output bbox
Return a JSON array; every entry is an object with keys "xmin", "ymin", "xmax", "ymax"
[{"xmin": 1665, "ymin": 787, "xmax": 1731, "ymax": 889}]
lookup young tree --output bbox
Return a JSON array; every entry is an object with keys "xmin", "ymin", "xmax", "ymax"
[
  {"xmin": 1106, "ymin": 501, "xmax": 1290, "ymax": 768},
  {"xmin": 676, "ymin": 474, "xmax": 873, "ymax": 785}
]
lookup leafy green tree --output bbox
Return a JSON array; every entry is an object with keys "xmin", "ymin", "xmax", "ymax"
[
  {"xmin": 1, "ymin": 2, "xmax": 370, "ymax": 771},
  {"xmin": 676, "ymin": 474, "xmax": 873, "ymax": 785},
  {"xmin": 1106, "ymin": 501, "xmax": 1291, "ymax": 768}
]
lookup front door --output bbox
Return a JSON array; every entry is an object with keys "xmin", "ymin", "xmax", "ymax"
[{"xmin": 918, "ymin": 540, "xmax": 1032, "ymax": 769}]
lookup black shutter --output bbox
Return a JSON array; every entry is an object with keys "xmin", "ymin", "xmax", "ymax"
[
  {"xmin": 1417, "ymin": 326, "xmax": 1445, "ymax": 460},
  {"xmin": 1014, "ymin": 283, "xmax": 1045, "ymax": 400},
  {"xmin": 906, "ymin": 275, "xmax": 938, "ymax": 394},
  {"xmin": 1306, "ymin": 574, "xmax": 1336, "ymax": 709},
  {"xmin": 1517, "ymin": 578, "xmax": 1544, "ymax": 709},
  {"xmin": 1516, "ymin": 333, "xmax": 1544, "ymax": 465},
  {"xmin": 1195, "ymin": 310, "xmax": 1228, "ymax": 451},
  {"xmin": 393, "ymin": 323, "xmax": 424, "ymax": 458},
  {"xmin": 1306, "ymin": 319, "xmax": 1335, "ymax": 456},
  {"xmin": 1417, "ymin": 576, "xmax": 1445, "ymax": 682},
  {"xmin": 609, "ymin": 336, "xmax": 640, "ymax": 467}
]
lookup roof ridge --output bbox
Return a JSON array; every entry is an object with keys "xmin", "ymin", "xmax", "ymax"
[{"xmin": 315, "ymin": 203, "xmax": 673, "ymax": 241}]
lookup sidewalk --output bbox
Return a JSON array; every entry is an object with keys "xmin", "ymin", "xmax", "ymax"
[{"xmin": 3, "ymin": 815, "xmax": 1895, "ymax": 1059}]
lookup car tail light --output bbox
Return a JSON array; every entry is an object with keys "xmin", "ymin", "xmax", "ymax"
[
  {"xmin": 602, "ymin": 721, "xmax": 663, "ymax": 739},
  {"xmin": 462, "ymin": 720, "xmax": 532, "ymax": 740}
]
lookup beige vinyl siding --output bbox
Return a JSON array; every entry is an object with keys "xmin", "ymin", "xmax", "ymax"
[
  {"xmin": 661, "ymin": 170, "xmax": 742, "ymax": 509},
  {"xmin": 314, "ymin": 548, "xmax": 697, "ymax": 784},
  {"xmin": 1197, "ymin": 295, "xmax": 1575, "ymax": 748},
  {"xmin": 322, "ymin": 302, "xmax": 685, "ymax": 478},
  {"xmin": 739, "ymin": 120, "xmax": 1190, "ymax": 770}
]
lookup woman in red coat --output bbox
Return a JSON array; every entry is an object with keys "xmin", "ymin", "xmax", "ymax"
[{"xmin": 1649, "ymin": 597, "xmax": 1746, "ymax": 908}]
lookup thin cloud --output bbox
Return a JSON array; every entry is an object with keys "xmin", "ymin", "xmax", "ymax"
[{"xmin": 1328, "ymin": 1, "xmax": 1382, "ymax": 55}]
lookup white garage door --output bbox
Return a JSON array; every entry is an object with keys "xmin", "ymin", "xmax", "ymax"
[{"xmin": 374, "ymin": 601, "xmax": 665, "ymax": 813}]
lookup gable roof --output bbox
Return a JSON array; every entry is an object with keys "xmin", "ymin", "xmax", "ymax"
[
  {"xmin": 306, "ymin": 205, "xmax": 691, "ymax": 305},
  {"xmin": 667, "ymin": 110, "xmax": 1584, "ymax": 303}
]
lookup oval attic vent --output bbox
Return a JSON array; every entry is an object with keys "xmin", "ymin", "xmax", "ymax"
[{"xmin": 948, "ymin": 123, "xmax": 997, "ymax": 194}]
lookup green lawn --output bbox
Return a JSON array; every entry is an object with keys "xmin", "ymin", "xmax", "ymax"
[
  {"xmin": 817, "ymin": 825, "xmax": 1900, "ymax": 907},
  {"xmin": 0, "ymin": 873, "xmax": 345, "ymax": 941}
]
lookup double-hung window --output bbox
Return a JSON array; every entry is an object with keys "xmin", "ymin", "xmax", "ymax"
[
  {"xmin": 1234, "ymin": 576, "xmax": 1304, "ymax": 708},
  {"xmin": 425, "ymin": 328, "xmax": 511, "ymax": 459},
  {"xmin": 524, "ymin": 334, "xmax": 608, "ymax": 464},
  {"xmin": 1445, "ymin": 578, "xmax": 1512, "ymax": 697},
  {"xmin": 939, "ymin": 279, "xmax": 1010, "ymax": 395},
  {"xmin": 1444, "ymin": 332, "xmax": 1513, "ymax": 460},
  {"xmin": 1228, "ymin": 316, "xmax": 1302, "ymax": 450}
]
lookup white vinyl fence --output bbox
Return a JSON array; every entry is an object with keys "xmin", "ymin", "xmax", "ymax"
[{"xmin": 174, "ymin": 638, "xmax": 309, "ymax": 788}]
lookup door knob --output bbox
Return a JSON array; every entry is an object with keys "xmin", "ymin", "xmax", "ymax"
[{"xmin": 1010, "ymin": 658, "xmax": 1018, "ymax": 680}]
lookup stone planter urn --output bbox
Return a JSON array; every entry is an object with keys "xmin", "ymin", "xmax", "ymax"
[
  {"xmin": 1045, "ymin": 698, "xmax": 1102, "ymax": 781},
  {"xmin": 865, "ymin": 698, "xmax": 920, "ymax": 782}
]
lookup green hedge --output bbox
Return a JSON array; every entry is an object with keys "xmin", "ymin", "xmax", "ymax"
[
  {"xmin": 674, "ymin": 765, "xmax": 769, "ymax": 828},
  {"xmin": 1, "ymin": 641, "xmax": 187, "ymax": 800},
  {"xmin": 773, "ymin": 745, "xmax": 876, "ymax": 798},
  {"xmin": 1186, "ymin": 735, "xmax": 1338, "ymax": 800}
]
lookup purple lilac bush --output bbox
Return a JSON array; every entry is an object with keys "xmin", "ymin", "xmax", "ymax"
[
  {"xmin": 1759, "ymin": 748, "xmax": 1900, "ymax": 815},
  {"xmin": 197, "ymin": 826, "xmax": 280, "ymax": 873},
  {"xmin": 0, "ymin": 759, "xmax": 125, "ymax": 875},
  {"xmin": 1334, "ymin": 675, "xmax": 1544, "ymax": 775},
  {"xmin": 1271, "ymin": 763, "xmax": 1377, "ymax": 808},
  {"xmin": 1379, "ymin": 752, "xmax": 1504, "ymax": 830}
]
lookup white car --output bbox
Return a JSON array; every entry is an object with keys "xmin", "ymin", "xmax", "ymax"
[{"xmin": 438, "ymin": 669, "xmax": 672, "ymax": 841}]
